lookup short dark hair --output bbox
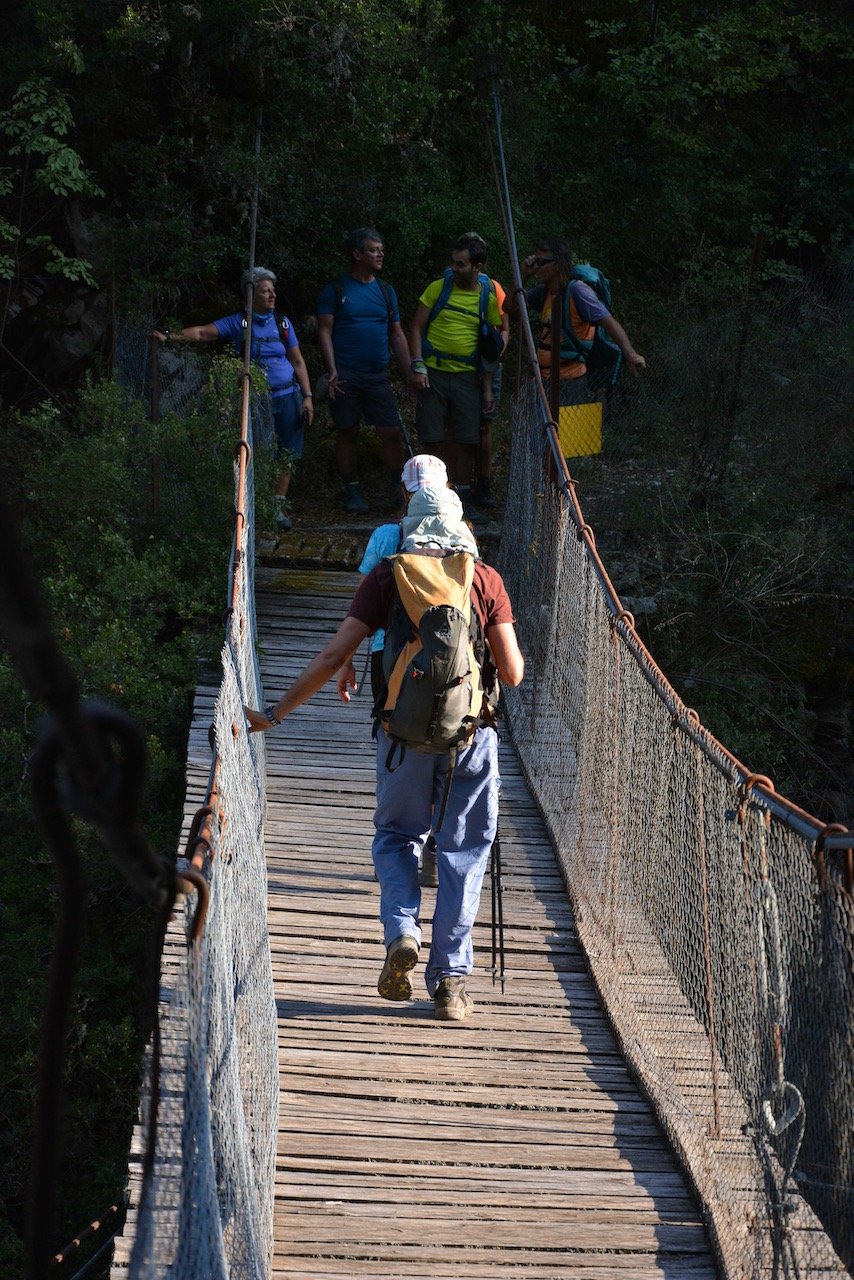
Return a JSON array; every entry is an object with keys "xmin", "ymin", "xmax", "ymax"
[
  {"xmin": 346, "ymin": 227, "xmax": 383, "ymax": 258},
  {"xmin": 535, "ymin": 238, "xmax": 573, "ymax": 283},
  {"xmin": 453, "ymin": 232, "xmax": 488, "ymax": 266}
]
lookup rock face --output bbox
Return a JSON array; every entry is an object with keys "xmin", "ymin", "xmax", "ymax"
[{"xmin": 3, "ymin": 282, "xmax": 111, "ymax": 402}]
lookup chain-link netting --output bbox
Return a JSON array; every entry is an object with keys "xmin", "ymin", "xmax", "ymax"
[
  {"xmin": 498, "ymin": 377, "xmax": 853, "ymax": 1279},
  {"xmin": 117, "ymin": 409, "xmax": 278, "ymax": 1280}
]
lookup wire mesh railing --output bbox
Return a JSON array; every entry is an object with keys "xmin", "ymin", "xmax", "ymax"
[
  {"xmin": 112, "ymin": 395, "xmax": 278, "ymax": 1278},
  {"xmin": 497, "ymin": 375, "xmax": 853, "ymax": 1279}
]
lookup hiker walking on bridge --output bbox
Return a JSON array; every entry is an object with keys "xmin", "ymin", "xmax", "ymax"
[
  {"xmin": 153, "ymin": 267, "xmax": 313, "ymax": 532},
  {"xmin": 317, "ymin": 227, "xmax": 413, "ymax": 514},
  {"xmin": 245, "ymin": 486, "xmax": 524, "ymax": 1022}
]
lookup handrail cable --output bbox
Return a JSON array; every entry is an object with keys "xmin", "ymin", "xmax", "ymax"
[{"xmin": 485, "ymin": 60, "xmax": 851, "ymax": 864}]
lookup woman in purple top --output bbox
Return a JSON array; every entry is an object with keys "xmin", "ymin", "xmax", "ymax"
[{"xmin": 153, "ymin": 267, "xmax": 313, "ymax": 531}]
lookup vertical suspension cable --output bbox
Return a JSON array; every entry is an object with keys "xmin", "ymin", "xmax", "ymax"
[
  {"xmin": 231, "ymin": 109, "xmax": 264, "ymax": 618},
  {"xmin": 486, "ymin": 61, "xmax": 580, "ymax": 509}
]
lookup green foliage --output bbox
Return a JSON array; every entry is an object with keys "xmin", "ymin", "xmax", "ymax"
[
  {"xmin": 0, "ymin": 371, "xmax": 238, "ymax": 1269},
  {"xmin": 0, "ymin": 78, "xmax": 102, "ymax": 304}
]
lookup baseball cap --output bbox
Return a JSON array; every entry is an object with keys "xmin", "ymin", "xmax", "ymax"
[{"xmin": 401, "ymin": 454, "xmax": 449, "ymax": 493}]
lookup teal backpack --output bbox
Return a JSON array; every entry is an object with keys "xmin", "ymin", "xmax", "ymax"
[
  {"xmin": 423, "ymin": 269, "xmax": 503, "ymax": 372},
  {"xmin": 558, "ymin": 264, "xmax": 623, "ymax": 388}
]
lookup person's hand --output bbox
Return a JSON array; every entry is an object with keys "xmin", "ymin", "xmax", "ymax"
[
  {"xmin": 152, "ymin": 330, "xmax": 168, "ymax": 343},
  {"xmin": 327, "ymin": 372, "xmax": 345, "ymax": 401},
  {"xmin": 244, "ymin": 705, "xmax": 275, "ymax": 734},
  {"xmin": 335, "ymin": 662, "xmax": 358, "ymax": 704},
  {"xmin": 302, "ymin": 399, "xmax": 315, "ymax": 426},
  {"xmin": 626, "ymin": 351, "xmax": 646, "ymax": 375},
  {"xmin": 522, "ymin": 254, "xmax": 538, "ymax": 274},
  {"xmin": 411, "ymin": 372, "xmax": 430, "ymax": 395},
  {"xmin": 482, "ymin": 394, "xmax": 496, "ymax": 416}
]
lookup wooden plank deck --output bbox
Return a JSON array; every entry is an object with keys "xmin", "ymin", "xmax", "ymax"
[{"xmin": 258, "ymin": 566, "xmax": 719, "ymax": 1280}]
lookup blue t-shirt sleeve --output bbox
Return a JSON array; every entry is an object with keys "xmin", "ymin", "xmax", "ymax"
[
  {"xmin": 358, "ymin": 523, "xmax": 400, "ymax": 574},
  {"xmin": 213, "ymin": 314, "xmax": 241, "ymax": 341},
  {"xmin": 569, "ymin": 280, "xmax": 610, "ymax": 324},
  {"xmin": 316, "ymin": 282, "xmax": 336, "ymax": 317}
]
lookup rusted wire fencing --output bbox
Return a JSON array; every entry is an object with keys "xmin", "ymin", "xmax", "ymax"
[
  {"xmin": 497, "ymin": 375, "xmax": 853, "ymax": 1279},
  {"xmin": 112, "ymin": 393, "xmax": 278, "ymax": 1279}
]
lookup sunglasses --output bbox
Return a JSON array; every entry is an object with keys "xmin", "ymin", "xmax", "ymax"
[{"xmin": 532, "ymin": 256, "xmax": 556, "ymax": 267}]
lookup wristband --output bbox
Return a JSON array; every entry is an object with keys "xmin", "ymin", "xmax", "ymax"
[
  {"xmin": 265, "ymin": 702, "xmax": 282, "ymax": 726},
  {"xmin": 302, "ymin": 391, "xmax": 313, "ymax": 398},
  {"xmin": 410, "ymin": 359, "xmax": 427, "ymax": 374}
]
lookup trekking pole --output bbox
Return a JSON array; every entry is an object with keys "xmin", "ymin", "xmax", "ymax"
[
  {"xmin": 397, "ymin": 417, "xmax": 414, "ymax": 460},
  {"xmin": 490, "ymin": 820, "xmax": 505, "ymax": 991}
]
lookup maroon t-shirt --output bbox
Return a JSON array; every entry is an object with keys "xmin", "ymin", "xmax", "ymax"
[{"xmin": 347, "ymin": 558, "xmax": 515, "ymax": 635}]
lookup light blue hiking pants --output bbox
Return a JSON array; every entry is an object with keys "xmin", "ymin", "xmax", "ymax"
[{"xmin": 371, "ymin": 725, "xmax": 500, "ymax": 995}]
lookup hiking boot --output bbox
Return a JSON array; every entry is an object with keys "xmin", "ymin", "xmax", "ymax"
[
  {"xmin": 433, "ymin": 977, "xmax": 474, "ymax": 1022},
  {"xmin": 377, "ymin": 934, "xmax": 420, "ymax": 1001},
  {"xmin": 419, "ymin": 844, "xmax": 438, "ymax": 888},
  {"xmin": 344, "ymin": 480, "xmax": 368, "ymax": 514},
  {"xmin": 473, "ymin": 477, "xmax": 498, "ymax": 510}
]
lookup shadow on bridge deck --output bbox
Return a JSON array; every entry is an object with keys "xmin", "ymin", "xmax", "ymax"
[{"xmin": 258, "ymin": 566, "xmax": 719, "ymax": 1280}]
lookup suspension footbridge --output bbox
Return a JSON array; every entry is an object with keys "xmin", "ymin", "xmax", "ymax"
[{"xmin": 97, "ymin": 354, "xmax": 853, "ymax": 1280}]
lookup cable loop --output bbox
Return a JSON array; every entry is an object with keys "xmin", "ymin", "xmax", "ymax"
[{"xmin": 740, "ymin": 772, "xmax": 775, "ymax": 794}]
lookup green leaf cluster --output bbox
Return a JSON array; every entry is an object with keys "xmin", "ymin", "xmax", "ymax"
[{"xmin": 0, "ymin": 371, "xmax": 238, "ymax": 1270}]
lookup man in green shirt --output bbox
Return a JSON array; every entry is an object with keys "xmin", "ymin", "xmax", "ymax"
[{"xmin": 410, "ymin": 233, "xmax": 502, "ymax": 520}]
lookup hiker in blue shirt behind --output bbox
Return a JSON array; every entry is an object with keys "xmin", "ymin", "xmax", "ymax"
[
  {"xmin": 317, "ymin": 228, "xmax": 414, "ymax": 514},
  {"xmin": 153, "ymin": 267, "xmax": 314, "ymax": 532}
]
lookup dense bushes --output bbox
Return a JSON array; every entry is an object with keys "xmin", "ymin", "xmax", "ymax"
[{"xmin": 0, "ymin": 373, "xmax": 243, "ymax": 1271}]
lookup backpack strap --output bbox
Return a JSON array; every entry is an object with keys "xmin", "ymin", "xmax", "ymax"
[
  {"xmin": 558, "ymin": 282, "xmax": 593, "ymax": 366},
  {"xmin": 332, "ymin": 274, "xmax": 395, "ymax": 329},
  {"xmin": 332, "ymin": 275, "xmax": 347, "ymax": 314},
  {"xmin": 433, "ymin": 745, "xmax": 458, "ymax": 834},
  {"xmin": 239, "ymin": 312, "xmax": 290, "ymax": 360},
  {"xmin": 423, "ymin": 268, "xmax": 490, "ymax": 369},
  {"xmin": 376, "ymin": 277, "xmax": 395, "ymax": 327}
]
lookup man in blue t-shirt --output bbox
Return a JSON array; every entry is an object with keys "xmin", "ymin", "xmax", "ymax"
[{"xmin": 317, "ymin": 228, "xmax": 414, "ymax": 514}]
